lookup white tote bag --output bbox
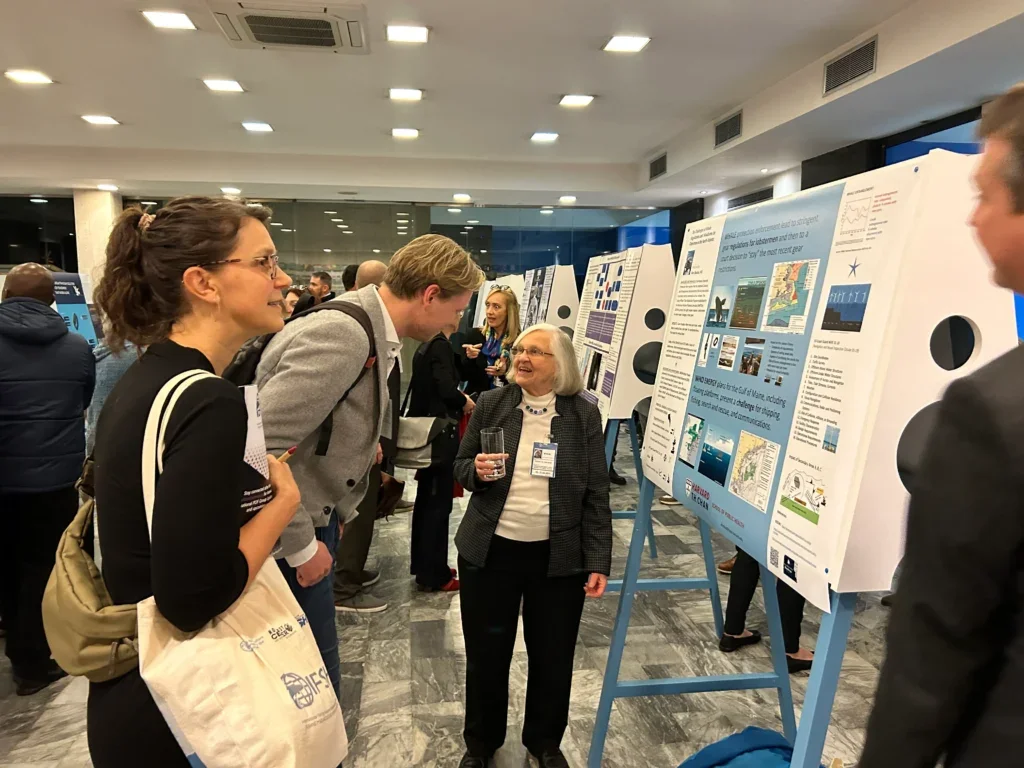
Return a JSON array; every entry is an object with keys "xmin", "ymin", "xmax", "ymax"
[{"xmin": 136, "ymin": 370, "xmax": 348, "ymax": 768}]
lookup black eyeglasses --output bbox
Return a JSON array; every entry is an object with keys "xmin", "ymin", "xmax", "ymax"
[
  {"xmin": 511, "ymin": 345, "xmax": 555, "ymax": 359},
  {"xmin": 200, "ymin": 253, "xmax": 279, "ymax": 279},
  {"xmin": 491, "ymin": 284, "xmax": 512, "ymax": 292}
]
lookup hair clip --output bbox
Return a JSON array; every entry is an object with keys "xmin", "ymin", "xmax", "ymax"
[{"xmin": 139, "ymin": 213, "xmax": 155, "ymax": 232}]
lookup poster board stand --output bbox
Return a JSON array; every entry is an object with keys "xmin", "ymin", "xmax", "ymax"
[
  {"xmin": 590, "ymin": 150, "xmax": 1018, "ymax": 766},
  {"xmin": 603, "ymin": 417, "xmax": 657, "ymax": 577}
]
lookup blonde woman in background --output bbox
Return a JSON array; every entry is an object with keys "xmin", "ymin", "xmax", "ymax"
[{"xmin": 461, "ymin": 285, "xmax": 521, "ymax": 398}]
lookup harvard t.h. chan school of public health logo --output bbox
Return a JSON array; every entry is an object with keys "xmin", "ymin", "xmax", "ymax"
[
  {"xmin": 281, "ymin": 666, "xmax": 332, "ymax": 710},
  {"xmin": 685, "ymin": 479, "xmax": 710, "ymax": 511}
]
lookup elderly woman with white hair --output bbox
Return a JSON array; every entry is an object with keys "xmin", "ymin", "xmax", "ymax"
[{"xmin": 453, "ymin": 324, "xmax": 612, "ymax": 768}]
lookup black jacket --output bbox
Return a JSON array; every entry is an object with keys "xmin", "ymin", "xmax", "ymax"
[
  {"xmin": 861, "ymin": 344, "xmax": 1024, "ymax": 768},
  {"xmin": 291, "ymin": 291, "xmax": 336, "ymax": 317},
  {"xmin": 0, "ymin": 297, "xmax": 95, "ymax": 493},
  {"xmin": 460, "ymin": 327, "xmax": 502, "ymax": 398},
  {"xmin": 453, "ymin": 385, "xmax": 612, "ymax": 577},
  {"xmin": 408, "ymin": 334, "xmax": 465, "ymax": 421}
]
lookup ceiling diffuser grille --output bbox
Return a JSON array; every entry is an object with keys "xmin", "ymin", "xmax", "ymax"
[
  {"xmin": 715, "ymin": 112, "xmax": 742, "ymax": 148},
  {"xmin": 244, "ymin": 15, "xmax": 336, "ymax": 47},
  {"xmin": 649, "ymin": 153, "xmax": 668, "ymax": 181},
  {"xmin": 206, "ymin": 2, "xmax": 369, "ymax": 53},
  {"xmin": 728, "ymin": 187, "xmax": 773, "ymax": 211},
  {"xmin": 824, "ymin": 37, "xmax": 877, "ymax": 95}
]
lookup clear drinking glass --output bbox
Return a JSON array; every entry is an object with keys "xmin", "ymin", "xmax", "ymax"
[{"xmin": 480, "ymin": 427, "xmax": 506, "ymax": 479}]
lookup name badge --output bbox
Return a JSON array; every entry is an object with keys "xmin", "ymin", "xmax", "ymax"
[{"xmin": 531, "ymin": 442, "xmax": 558, "ymax": 478}]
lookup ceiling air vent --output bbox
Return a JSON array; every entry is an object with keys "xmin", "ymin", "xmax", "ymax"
[
  {"xmin": 824, "ymin": 37, "xmax": 877, "ymax": 96},
  {"xmin": 715, "ymin": 111, "xmax": 742, "ymax": 148},
  {"xmin": 728, "ymin": 187, "xmax": 773, "ymax": 212},
  {"xmin": 206, "ymin": 1, "xmax": 369, "ymax": 53},
  {"xmin": 649, "ymin": 153, "xmax": 668, "ymax": 181}
]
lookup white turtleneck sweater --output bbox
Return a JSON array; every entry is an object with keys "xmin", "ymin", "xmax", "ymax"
[{"xmin": 494, "ymin": 390, "xmax": 557, "ymax": 542}]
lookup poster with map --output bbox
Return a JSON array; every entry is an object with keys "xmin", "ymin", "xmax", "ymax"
[
  {"xmin": 678, "ymin": 413, "xmax": 705, "ymax": 468},
  {"xmin": 728, "ymin": 431, "xmax": 780, "ymax": 513},
  {"xmin": 761, "ymin": 260, "xmax": 819, "ymax": 334}
]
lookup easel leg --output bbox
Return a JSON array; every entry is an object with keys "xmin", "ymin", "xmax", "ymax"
[
  {"xmin": 789, "ymin": 591, "xmax": 858, "ymax": 767},
  {"xmin": 760, "ymin": 564, "xmax": 797, "ymax": 742},
  {"xmin": 589, "ymin": 478, "xmax": 655, "ymax": 767},
  {"xmin": 627, "ymin": 419, "xmax": 657, "ymax": 559},
  {"xmin": 697, "ymin": 518, "xmax": 724, "ymax": 637},
  {"xmin": 604, "ymin": 419, "xmax": 620, "ymax": 470}
]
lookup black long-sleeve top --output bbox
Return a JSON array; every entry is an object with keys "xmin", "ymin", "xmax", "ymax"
[
  {"xmin": 93, "ymin": 341, "xmax": 250, "ymax": 632},
  {"xmin": 408, "ymin": 333, "xmax": 466, "ymax": 421}
]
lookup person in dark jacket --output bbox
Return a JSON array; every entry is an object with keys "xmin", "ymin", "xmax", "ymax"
[
  {"xmin": 291, "ymin": 270, "xmax": 336, "ymax": 315},
  {"xmin": 860, "ymin": 85, "xmax": 1024, "ymax": 768},
  {"xmin": 407, "ymin": 321, "xmax": 475, "ymax": 592},
  {"xmin": 453, "ymin": 323, "xmax": 612, "ymax": 768},
  {"xmin": 460, "ymin": 285, "xmax": 520, "ymax": 398},
  {"xmin": 0, "ymin": 262, "xmax": 95, "ymax": 695}
]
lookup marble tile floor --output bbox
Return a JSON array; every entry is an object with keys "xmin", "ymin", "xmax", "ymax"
[{"xmin": 0, "ymin": 439, "xmax": 887, "ymax": 767}]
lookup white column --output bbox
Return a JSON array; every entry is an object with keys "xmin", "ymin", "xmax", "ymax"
[{"xmin": 73, "ymin": 189, "xmax": 122, "ymax": 295}]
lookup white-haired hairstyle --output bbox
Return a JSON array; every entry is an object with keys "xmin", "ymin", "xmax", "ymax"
[{"xmin": 507, "ymin": 323, "xmax": 583, "ymax": 396}]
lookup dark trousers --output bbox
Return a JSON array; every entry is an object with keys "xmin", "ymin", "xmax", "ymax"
[
  {"xmin": 459, "ymin": 537, "xmax": 586, "ymax": 757},
  {"xmin": 277, "ymin": 510, "xmax": 341, "ymax": 697},
  {"xmin": 410, "ymin": 461, "xmax": 455, "ymax": 589},
  {"xmin": 0, "ymin": 487, "xmax": 78, "ymax": 677},
  {"xmin": 723, "ymin": 548, "xmax": 805, "ymax": 654},
  {"xmin": 333, "ymin": 464, "xmax": 381, "ymax": 601}
]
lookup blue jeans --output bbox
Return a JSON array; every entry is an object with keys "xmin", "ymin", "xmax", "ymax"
[{"xmin": 276, "ymin": 510, "xmax": 341, "ymax": 698}]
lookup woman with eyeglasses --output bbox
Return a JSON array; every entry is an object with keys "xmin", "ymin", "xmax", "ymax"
[
  {"xmin": 452, "ymin": 324, "xmax": 612, "ymax": 768},
  {"xmin": 86, "ymin": 198, "xmax": 300, "ymax": 767},
  {"xmin": 461, "ymin": 284, "xmax": 521, "ymax": 398}
]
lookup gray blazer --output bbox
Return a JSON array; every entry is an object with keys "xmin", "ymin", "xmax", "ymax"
[
  {"xmin": 453, "ymin": 385, "xmax": 613, "ymax": 577},
  {"xmin": 257, "ymin": 286, "xmax": 393, "ymax": 561}
]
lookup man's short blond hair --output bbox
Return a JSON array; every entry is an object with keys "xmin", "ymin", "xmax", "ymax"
[
  {"xmin": 384, "ymin": 234, "xmax": 485, "ymax": 299},
  {"xmin": 980, "ymin": 84, "xmax": 1024, "ymax": 213}
]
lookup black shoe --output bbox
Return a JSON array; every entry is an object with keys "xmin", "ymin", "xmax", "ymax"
[
  {"xmin": 458, "ymin": 753, "xmax": 490, "ymax": 768},
  {"xmin": 609, "ymin": 467, "xmax": 627, "ymax": 486},
  {"xmin": 787, "ymin": 654, "xmax": 813, "ymax": 674},
  {"xmin": 719, "ymin": 629, "xmax": 762, "ymax": 653},
  {"xmin": 13, "ymin": 663, "xmax": 67, "ymax": 696},
  {"xmin": 529, "ymin": 748, "xmax": 570, "ymax": 768}
]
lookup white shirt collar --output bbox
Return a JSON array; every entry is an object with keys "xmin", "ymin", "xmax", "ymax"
[{"xmin": 371, "ymin": 285, "xmax": 401, "ymax": 350}]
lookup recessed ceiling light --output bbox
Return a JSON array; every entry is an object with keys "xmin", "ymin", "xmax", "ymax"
[
  {"xmin": 389, "ymin": 88, "xmax": 423, "ymax": 101},
  {"xmin": 387, "ymin": 25, "xmax": 429, "ymax": 43},
  {"xmin": 140, "ymin": 201, "xmax": 158, "ymax": 206},
  {"xmin": 467, "ymin": 220, "xmax": 479, "ymax": 224},
  {"xmin": 324, "ymin": 210, "xmax": 337, "ymax": 214},
  {"xmin": 337, "ymin": 224, "xmax": 348, "ymax": 229},
  {"xmin": 761, "ymin": 168, "xmax": 769, "ymax": 174},
  {"xmin": 453, "ymin": 193, "xmax": 471, "ymax": 203},
  {"xmin": 142, "ymin": 11, "xmax": 196, "ymax": 30},
  {"xmin": 464, "ymin": 226, "xmax": 474, "ymax": 230},
  {"xmin": 645, "ymin": 206, "xmax": 657, "ymax": 210},
  {"xmin": 204, "ymin": 79, "xmax": 243, "ymax": 93},
  {"xmin": 392, "ymin": 128, "xmax": 419, "ymax": 139},
  {"xmin": 97, "ymin": 184, "xmax": 119, "ymax": 192},
  {"xmin": 542, "ymin": 205, "xmax": 554, "ymax": 209},
  {"xmin": 271, "ymin": 222, "xmax": 283, "ymax": 227},
  {"xmin": 540, "ymin": 209, "xmax": 554, "ymax": 215},
  {"xmin": 243, "ymin": 122, "xmax": 273, "ymax": 132},
  {"xmin": 373, "ymin": 249, "xmax": 381, "ymax": 254},
  {"xmin": 448, "ymin": 208, "xmax": 462, "ymax": 214},
  {"xmin": 30, "ymin": 198, "xmax": 48, "ymax": 204},
  {"xmin": 531, "ymin": 132, "xmax": 559, "ymax": 143},
  {"xmin": 343, "ymin": 231, "xmax": 353, "ymax": 235},
  {"xmin": 4, "ymin": 69, "xmax": 53, "ymax": 85},
  {"xmin": 604, "ymin": 35, "xmax": 650, "ymax": 53},
  {"xmin": 82, "ymin": 115, "xmax": 119, "ymax": 125},
  {"xmin": 221, "ymin": 187, "xmax": 241, "ymax": 194},
  {"xmin": 480, "ymin": 249, "xmax": 488, "ymax": 254},
  {"xmin": 281, "ymin": 229, "xmax": 293, "ymax": 233},
  {"xmin": 559, "ymin": 195, "xmax": 577, "ymax": 205},
  {"xmin": 331, "ymin": 218, "xmax": 344, "ymax": 223},
  {"xmin": 397, "ymin": 212, "xmax": 409, "ymax": 215},
  {"xmin": 323, "ymin": 248, "xmax": 332, "ymax": 253},
  {"xmin": 560, "ymin": 94, "xmax": 594, "ymax": 108}
]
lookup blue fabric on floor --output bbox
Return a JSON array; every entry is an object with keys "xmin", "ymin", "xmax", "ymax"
[{"xmin": 678, "ymin": 727, "xmax": 822, "ymax": 768}]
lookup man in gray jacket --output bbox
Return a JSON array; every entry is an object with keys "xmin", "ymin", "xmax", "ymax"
[{"xmin": 257, "ymin": 235, "xmax": 484, "ymax": 696}]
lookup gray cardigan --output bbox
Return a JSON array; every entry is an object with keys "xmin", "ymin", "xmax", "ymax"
[
  {"xmin": 453, "ymin": 385, "xmax": 613, "ymax": 577},
  {"xmin": 256, "ymin": 287, "xmax": 393, "ymax": 563}
]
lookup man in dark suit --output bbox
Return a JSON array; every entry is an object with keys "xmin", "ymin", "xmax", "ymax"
[
  {"xmin": 861, "ymin": 85, "xmax": 1024, "ymax": 767},
  {"xmin": 291, "ymin": 270, "xmax": 336, "ymax": 315}
]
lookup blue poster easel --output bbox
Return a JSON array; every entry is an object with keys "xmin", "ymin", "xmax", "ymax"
[
  {"xmin": 604, "ymin": 417, "xmax": 657, "ymax": 576},
  {"xmin": 588, "ymin": 477, "xmax": 858, "ymax": 767}
]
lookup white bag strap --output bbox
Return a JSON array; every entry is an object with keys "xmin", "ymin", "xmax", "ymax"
[{"xmin": 141, "ymin": 370, "xmax": 217, "ymax": 541}]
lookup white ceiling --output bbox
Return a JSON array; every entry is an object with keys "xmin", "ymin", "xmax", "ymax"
[{"xmin": 0, "ymin": 0, "xmax": 917, "ymax": 164}]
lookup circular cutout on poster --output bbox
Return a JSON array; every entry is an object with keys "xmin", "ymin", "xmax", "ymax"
[
  {"xmin": 896, "ymin": 402, "xmax": 941, "ymax": 492},
  {"xmin": 633, "ymin": 341, "xmax": 662, "ymax": 385},
  {"xmin": 929, "ymin": 316, "xmax": 977, "ymax": 371},
  {"xmin": 557, "ymin": 304, "xmax": 571, "ymax": 320},
  {"xmin": 645, "ymin": 308, "xmax": 665, "ymax": 331}
]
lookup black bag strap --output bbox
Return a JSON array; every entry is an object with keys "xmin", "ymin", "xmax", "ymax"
[{"xmin": 289, "ymin": 301, "xmax": 380, "ymax": 457}]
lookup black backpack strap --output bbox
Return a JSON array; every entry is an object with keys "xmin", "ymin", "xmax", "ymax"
[{"xmin": 292, "ymin": 301, "xmax": 380, "ymax": 457}]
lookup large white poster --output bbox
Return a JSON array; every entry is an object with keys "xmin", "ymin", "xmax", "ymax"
[{"xmin": 641, "ymin": 163, "xmax": 923, "ymax": 611}]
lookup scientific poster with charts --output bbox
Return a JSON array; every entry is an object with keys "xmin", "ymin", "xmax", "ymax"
[
  {"xmin": 641, "ymin": 162, "xmax": 923, "ymax": 611},
  {"xmin": 521, "ymin": 266, "xmax": 555, "ymax": 328},
  {"xmin": 572, "ymin": 250, "xmax": 643, "ymax": 426}
]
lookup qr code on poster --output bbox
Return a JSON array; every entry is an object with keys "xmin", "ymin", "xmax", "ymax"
[{"xmin": 769, "ymin": 548, "xmax": 779, "ymax": 568}]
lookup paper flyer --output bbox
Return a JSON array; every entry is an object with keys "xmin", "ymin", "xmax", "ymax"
[
  {"xmin": 240, "ymin": 385, "xmax": 274, "ymax": 522},
  {"xmin": 52, "ymin": 273, "xmax": 99, "ymax": 348}
]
